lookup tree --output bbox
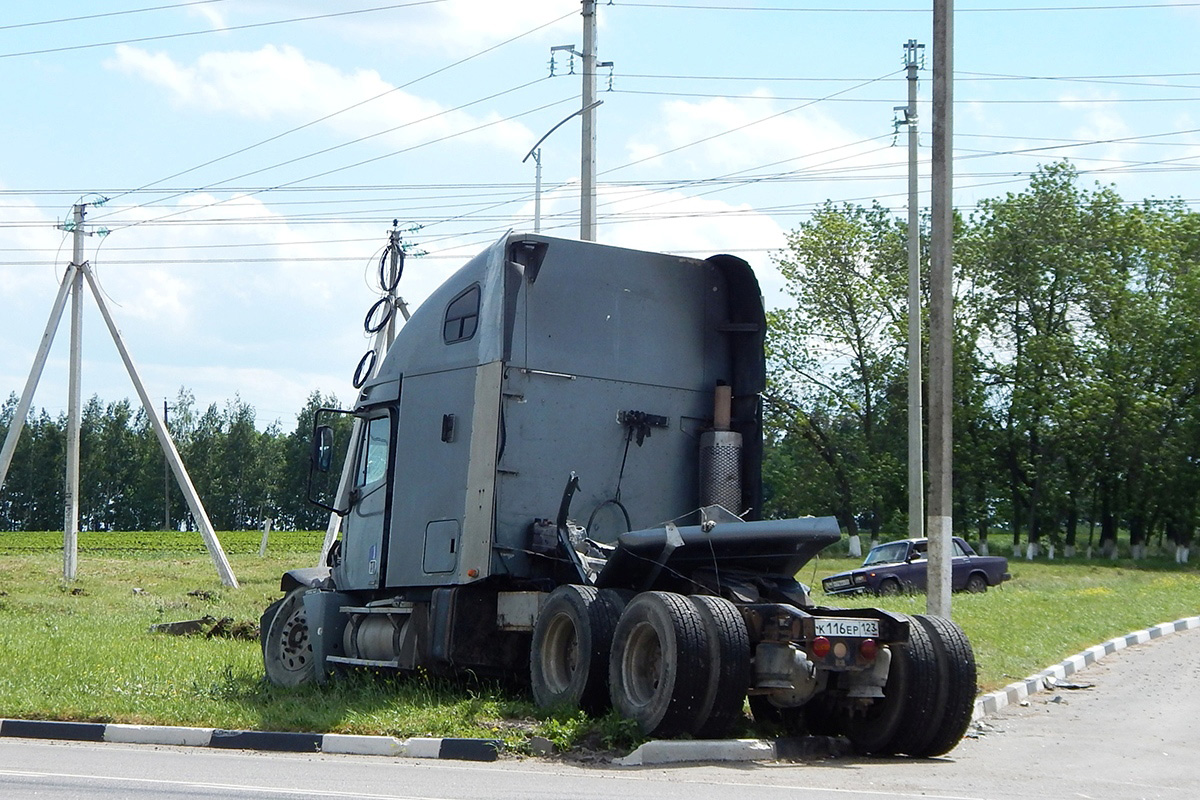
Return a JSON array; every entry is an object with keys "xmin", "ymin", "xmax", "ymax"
[{"xmin": 766, "ymin": 201, "xmax": 909, "ymax": 539}]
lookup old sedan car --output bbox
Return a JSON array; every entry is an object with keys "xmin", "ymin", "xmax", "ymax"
[{"xmin": 821, "ymin": 536, "xmax": 1010, "ymax": 596}]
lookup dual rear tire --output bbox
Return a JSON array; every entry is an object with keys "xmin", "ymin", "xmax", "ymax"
[
  {"xmin": 530, "ymin": 589, "xmax": 750, "ymax": 738},
  {"xmin": 845, "ymin": 613, "xmax": 977, "ymax": 757}
]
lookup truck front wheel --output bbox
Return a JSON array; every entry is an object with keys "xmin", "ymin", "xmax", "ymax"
[{"xmin": 262, "ymin": 587, "xmax": 317, "ymax": 687}]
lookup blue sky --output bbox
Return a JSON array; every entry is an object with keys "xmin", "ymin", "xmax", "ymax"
[{"xmin": 3, "ymin": 0, "xmax": 1199, "ymax": 429}]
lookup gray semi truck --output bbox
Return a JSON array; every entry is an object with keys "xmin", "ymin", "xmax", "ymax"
[{"xmin": 261, "ymin": 232, "xmax": 976, "ymax": 756}]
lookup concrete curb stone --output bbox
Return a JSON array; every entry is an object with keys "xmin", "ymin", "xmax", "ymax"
[
  {"xmin": 0, "ymin": 718, "xmax": 501, "ymax": 762},
  {"xmin": 971, "ymin": 615, "xmax": 1200, "ymax": 722}
]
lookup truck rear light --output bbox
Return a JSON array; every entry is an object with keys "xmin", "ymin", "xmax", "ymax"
[
  {"xmin": 812, "ymin": 636, "xmax": 831, "ymax": 658},
  {"xmin": 860, "ymin": 638, "xmax": 878, "ymax": 660}
]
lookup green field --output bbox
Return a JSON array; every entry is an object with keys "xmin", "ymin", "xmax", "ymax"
[{"xmin": 0, "ymin": 531, "xmax": 1196, "ymax": 751}]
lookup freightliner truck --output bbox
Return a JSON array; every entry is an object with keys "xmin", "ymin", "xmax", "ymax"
[{"xmin": 261, "ymin": 232, "xmax": 976, "ymax": 756}]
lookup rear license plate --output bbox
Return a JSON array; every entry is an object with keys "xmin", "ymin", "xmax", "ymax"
[{"xmin": 814, "ymin": 617, "xmax": 879, "ymax": 638}]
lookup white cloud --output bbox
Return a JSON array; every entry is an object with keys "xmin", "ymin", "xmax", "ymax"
[
  {"xmin": 187, "ymin": 2, "xmax": 229, "ymax": 31},
  {"xmin": 106, "ymin": 44, "xmax": 536, "ymax": 156},
  {"xmin": 624, "ymin": 94, "xmax": 880, "ymax": 176}
]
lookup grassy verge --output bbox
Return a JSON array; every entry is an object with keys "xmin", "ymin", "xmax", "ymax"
[
  {"xmin": 0, "ymin": 532, "xmax": 1196, "ymax": 750},
  {"xmin": 804, "ymin": 552, "xmax": 1200, "ymax": 688}
]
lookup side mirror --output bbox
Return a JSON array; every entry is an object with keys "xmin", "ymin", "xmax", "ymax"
[{"xmin": 313, "ymin": 425, "xmax": 334, "ymax": 472}]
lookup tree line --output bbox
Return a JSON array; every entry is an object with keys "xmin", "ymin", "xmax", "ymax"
[
  {"xmin": 0, "ymin": 390, "xmax": 343, "ymax": 533},
  {"xmin": 3, "ymin": 164, "xmax": 1197, "ymax": 556},
  {"xmin": 765, "ymin": 163, "xmax": 1200, "ymax": 557}
]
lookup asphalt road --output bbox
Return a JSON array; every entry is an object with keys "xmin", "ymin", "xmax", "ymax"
[{"xmin": 1, "ymin": 626, "xmax": 1196, "ymax": 800}]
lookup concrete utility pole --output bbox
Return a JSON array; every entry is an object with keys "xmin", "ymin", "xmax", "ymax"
[
  {"xmin": 319, "ymin": 224, "xmax": 413, "ymax": 568},
  {"xmin": 581, "ymin": 0, "xmax": 597, "ymax": 241},
  {"xmin": 927, "ymin": 1, "xmax": 954, "ymax": 618},
  {"xmin": 64, "ymin": 204, "xmax": 85, "ymax": 581},
  {"xmin": 164, "ymin": 399, "xmax": 171, "ymax": 530},
  {"xmin": 900, "ymin": 40, "xmax": 925, "ymax": 544},
  {"xmin": 0, "ymin": 202, "xmax": 238, "ymax": 587}
]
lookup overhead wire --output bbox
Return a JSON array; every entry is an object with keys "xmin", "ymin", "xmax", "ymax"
[
  {"xmin": 0, "ymin": 1, "xmax": 448, "ymax": 60},
  {"xmin": 102, "ymin": 93, "xmax": 580, "ymax": 234},
  {"xmin": 0, "ymin": 0, "xmax": 229, "ymax": 31},
  {"xmin": 94, "ymin": 7, "xmax": 578, "ymax": 212}
]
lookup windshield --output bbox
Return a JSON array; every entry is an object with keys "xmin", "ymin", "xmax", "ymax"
[{"xmin": 862, "ymin": 541, "xmax": 910, "ymax": 566}]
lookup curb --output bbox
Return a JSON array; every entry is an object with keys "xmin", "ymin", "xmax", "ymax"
[
  {"xmin": 971, "ymin": 615, "xmax": 1200, "ymax": 721},
  {"xmin": 0, "ymin": 720, "xmax": 501, "ymax": 762},
  {"xmin": 616, "ymin": 734, "xmax": 849, "ymax": 766}
]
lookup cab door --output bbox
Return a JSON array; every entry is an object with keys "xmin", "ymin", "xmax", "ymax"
[{"xmin": 338, "ymin": 411, "xmax": 393, "ymax": 590}]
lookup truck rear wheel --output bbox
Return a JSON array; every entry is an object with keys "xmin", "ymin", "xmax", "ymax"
[
  {"xmin": 906, "ymin": 614, "xmax": 977, "ymax": 757},
  {"xmin": 689, "ymin": 595, "xmax": 751, "ymax": 738},
  {"xmin": 530, "ymin": 585, "xmax": 625, "ymax": 714},
  {"xmin": 608, "ymin": 591, "xmax": 710, "ymax": 737},
  {"xmin": 263, "ymin": 587, "xmax": 317, "ymax": 687},
  {"xmin": 844, "ymin": 614, "xmax": 939, "ymax": 755}
]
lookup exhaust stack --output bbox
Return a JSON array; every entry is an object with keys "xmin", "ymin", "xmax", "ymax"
[{"xmin": 699, "ymin": 382, "xmax": 742, "ymax": 513}]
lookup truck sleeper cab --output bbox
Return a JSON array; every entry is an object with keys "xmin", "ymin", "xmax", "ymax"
[{"xmin": 262, "ymin": 233, "xmax": 978, "ymax": 756}]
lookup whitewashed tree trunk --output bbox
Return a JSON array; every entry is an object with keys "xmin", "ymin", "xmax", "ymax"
[
  {"xmin": 847, "ymin": 534, "xmax": 863, "ymax": 558},
  {"xmin": 1047, "ymin": 543, "xmax": 1055, "ymax": 560},
  {"xmin": 1025, "ymin": 541, "xmax": 1039, "ymax": 560},
  {"xmin": 1103, "ymin": 540, "xmax": 1118, "ymax": 559},
  {"xmin": 979, "ymin": 541, "xmax": 989, "ymax": 556}
]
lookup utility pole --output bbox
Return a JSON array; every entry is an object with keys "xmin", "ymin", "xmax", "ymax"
[
  {"xmin": 163, "ymin": 399, "xmax": 172, "ymax": 530},
  {"xmin": 531, "ymin": 148, "xmax": 542, "ymax": 233},
  {"xmin": 64, "ymin": 204, "xmax": 85, "ymax": 582},
  {"xmin": 927, "ymin": 1, "xmax": 954, "ymax": 618},
  {"xmin": 319, "ymin": 223, "xmax": 414, "ymax": 567},
  {"xmin": 581, "ymin": 0, "xmax": 597, "ymax": 241},
  {"xmin": 0, "ymin": 202, "xmax": 238, "ymax": 587},
  {"xmin": 899, "ymin": 40, "xmax": 925, "ymax": 544}
]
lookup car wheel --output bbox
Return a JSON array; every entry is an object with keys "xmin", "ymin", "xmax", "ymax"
[
  {"xmin": 878, "ymin": 578, "xmax": 903, "ymax": 596},
  {"xmin": 608, "ymin": 591, "xmax": 710, "ymax": 737},
  {"xmin": 965, "ymin": 573, "xmax": 988, "ymax": 593},
  {"xmin": 530, "ymin": 585, "xmax": 626, "ymax": 714}
]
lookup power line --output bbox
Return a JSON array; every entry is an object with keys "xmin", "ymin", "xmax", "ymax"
[
  {"xmin": 104, "ymin": 94, "xmax": 580, "ymax": 234},
  {"xmin": 599, "ymin": 69, "xmax": 903, "ymax": 178},
  {"xmin": 613, "ymin": 2, "xmax": 1200, "ymax": 11},
  {"xmin": 101, "ymin": 76, "xmax": 549, "ymax": 221},
  {"xmin": 93, "ymin": 8, "xmax": 578, "ymax": 216},
  {"xmin": 0, "ymin": 1, "xmax": 447, "ymax": 60},
  {"xmin": 0, "ymin": 0, "xmax": 229, "ymax": 31},
  {"xmin": 613, "ymin": 88, "xmax": 1200, "ymax": 104}
]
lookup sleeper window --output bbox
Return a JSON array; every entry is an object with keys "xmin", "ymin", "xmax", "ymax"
[{"xmin": 443, "ymin": 285, "xmax": 480, "ymax": 344}]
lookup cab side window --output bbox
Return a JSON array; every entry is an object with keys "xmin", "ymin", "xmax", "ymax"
[
  {"xmin": 355, "ymin": 415, "xmax": 391, "ymax": 486},
  {"xmin": 443, "ymin": 285, "xmax": 480, "ymax": 344}
]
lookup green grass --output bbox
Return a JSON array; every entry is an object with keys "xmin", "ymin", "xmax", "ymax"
[
  {"xmin": 0, "ymin": 538, "xmax": 632, "ymax": 753},
  {"xmin": 803, "ymin": 552, "xmax": 1200, "ymax": 688},
  {"xmin": 0, "ymin": 532, "xmax": 1196, "ymax": 750}
]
